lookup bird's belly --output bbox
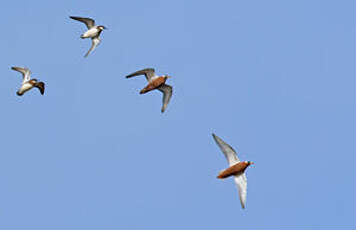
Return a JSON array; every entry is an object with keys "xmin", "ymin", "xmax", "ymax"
[
  {"xmin": 18, "ymin": 83, "xmax": 33, "ymax": 94},
  {"xmin": 217, "ymin": 162, "xmax": 248, "ymax": 179},
  {"xmin": 81, "ymin": 28, "xmax": 99, "ymax": 38},
  {"xmin": 140, "ymin": 77, "xmax": 166, "ymax": 94}
]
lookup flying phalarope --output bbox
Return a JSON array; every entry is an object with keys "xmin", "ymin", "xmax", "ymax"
[
  {"xmin": 212, "ymin": 133, "xmax": 254, "ymax": 209},
  {"xmin": 11, "ymin": 67, "xmax": 45, "ymax": 96},
  {"xmin": 126, "ymin": 68, "xmax": 173, "ymax": 113},
  {"xmin": 70, "ymin": 16, "xmax": 107, "ymax": 57}
]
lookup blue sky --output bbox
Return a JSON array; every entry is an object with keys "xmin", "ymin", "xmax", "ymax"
[{"xmin": 0, "ymin": 0, "xmax": 355, "ymax": 229}]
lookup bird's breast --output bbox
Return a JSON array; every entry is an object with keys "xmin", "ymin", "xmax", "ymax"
[
  {"xmin": 18, "ymin": 83, "xmax": 34, "ymax": 94},
  {"xmin": 81, "ymin": 28, "xmax": 100, "ymax": 38},
  {"xmin": 141, "ymin": 77, "xmax": 166, "ymax": 94},
  {"xmin": 217, "ymin": 162, "xmax": 249, "ymax": 179}
]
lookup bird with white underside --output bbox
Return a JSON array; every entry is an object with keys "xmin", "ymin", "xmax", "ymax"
[
  {"xmin": 70, "ymin": 16, "xmax": 107, "ymax": 57},
  {"xmin": 11, "ymin": 67, "xmax": 45, "ymax": 96}
]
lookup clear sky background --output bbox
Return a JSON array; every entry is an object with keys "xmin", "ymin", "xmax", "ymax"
[{"xmin": 0, "ymin": 0, "xmax": 355, "ymax": 229}]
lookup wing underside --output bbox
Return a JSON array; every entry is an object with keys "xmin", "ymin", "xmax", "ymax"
[
  {"xmin": 234, "ymin": 173, "xmax": 247, "ymax": 209},
  {"xmin": 126, "ymin": 68, "xmax": 156, "ymax": 81},
  {"xmin": 158, "ymin": 84, "xmax": 172, "ymax": 113},
  {"xmin": 212, "ymin": 134, "xmax": 240, "ymax": 166},
  {"xmin": 85, "ymin": 37, "xmax": 101, "ymax": 57}
]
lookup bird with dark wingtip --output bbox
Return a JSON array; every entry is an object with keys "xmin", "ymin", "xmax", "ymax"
[
  {"xmin": 11, "ymin": 67, "xmax": 45, "ymax": 96},
  {"xmin": 212, "ymin": 133, "xmax": 254, "ymax": 209},
  {"xmin": 69, "ymin": 16, "xmax": 107, "ymax": 57},
  {"xmin": 126, "ymin": 68, "xmax": 173, "ymax": 113}
]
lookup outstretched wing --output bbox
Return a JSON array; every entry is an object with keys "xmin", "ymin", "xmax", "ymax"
[
  {"xmin": 11, "ymin": 66, "xmax": 31, "ymax": 83},
  {"xmin": 126, "ymin": 68, "xmax": 156, "ymax": 82},
  {"xmin": 70, "ymin": 16, "xmax": 95, "ymax": 29},
  {"xmin": 157, "ymin": 84, "xmax": 172, "ymax": 113},
  {"xmin": 234, "ymin": 173, "xmax": 247, "ymax": 209},
  {"xmin": 35, "ymin": 82, "xmax": 45, "ymax": 95},
  {"xmin": 84, "ymin": 37, "xmax": 101, "ymax": 58},
  {"xmin": 212, "ymin": 134, "xmax": 240, "ymax": 166}
]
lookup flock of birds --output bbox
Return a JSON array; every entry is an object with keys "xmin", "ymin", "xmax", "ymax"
[{"xmin": 11, "ymin": 16, "xmax": 254, "ymax": 209}]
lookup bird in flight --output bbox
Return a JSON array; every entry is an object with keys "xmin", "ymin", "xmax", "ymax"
[
  {"xmin": 11, "ymin": 67, "xmax": 45, "ymax": 96},
  {"xmin": 212, "ymin": 133, "xmax": 254, "ymax": 209},
  {"xmin": 126, "ymin": 68, "xmax": 173, "ymax": 113},
  {"xmin": 69, "ymin": 16, "xmax": 107, "ymax": 57}
]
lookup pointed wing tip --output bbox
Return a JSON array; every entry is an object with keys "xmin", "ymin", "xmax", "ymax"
[
  {"xmin": 240, "ymin": 199, "xmax": 246, "ymax": 209},
  {"xmin": 240, "ymin": 198, "xmax": 246, "ymax": 209},
  {"xmin": 212, "ymin": 133, "xmax": 220, "ymax": 141},
  {"xmin": 11, "ymin": 66, "xmax": 21, "ymax": 71},
  {"xmin": 125, "ymin": 73, "xmax": 138, "ymax": 78},
  {"xmin": 212, "ymin": 133, "xmax": 217, "ymax": 141},
  {"xmin": 126, "ymin": 68, "xmax": 155, "ymax": 80},
  {"xmin": 11, "ymin": 66, "xmax": 29, "ymax": 75},
  {"xmin": 37, "ymin": 82, "xmax": 45, "ymax": 95},
  {"xmin": 161, "ymin": 105, "xmax": 167, "ymax": 113}
]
